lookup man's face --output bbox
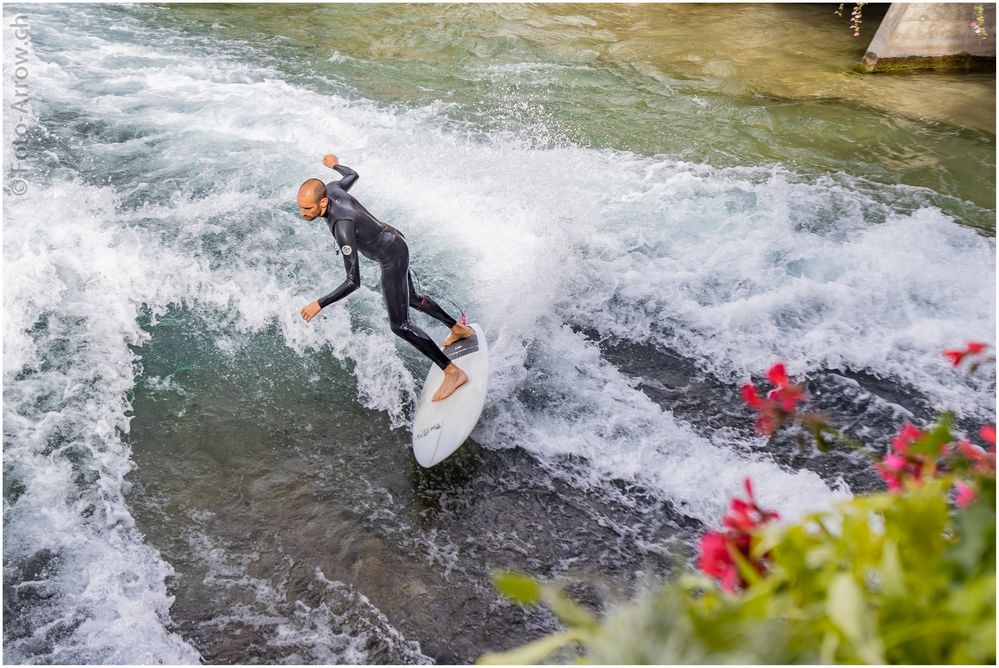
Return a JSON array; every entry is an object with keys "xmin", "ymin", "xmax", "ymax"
[{"xmin": 297, "ymin": 194, "xmax": 328, "ymax": 221}]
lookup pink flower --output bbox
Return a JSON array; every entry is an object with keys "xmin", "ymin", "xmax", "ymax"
[
  {"xmin": 957, "ymin": 439, "xmax": 986, "ymax": 461},
  {"xmin": 875, "ymin": 462, "xmax": 903, "ymax": 492},
  {"xmin": 981, "ymin": 425, "xmax": 996, "ymax": 448},
  {"xmin": 954, "ymin": 481, "xmax": 976, "ymax": 508},
  {"xmin": 882, "ymin": 453, "xmax": 907, "ymax": 472}
]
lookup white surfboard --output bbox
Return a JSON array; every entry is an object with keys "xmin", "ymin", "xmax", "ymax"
[{"xmin": 412, "ymin": 322, "xmax": 489, "ymax": 468}]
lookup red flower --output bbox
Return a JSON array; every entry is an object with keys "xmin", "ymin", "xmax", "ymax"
[
  {"xmin": 876, "ymin": 423, "xmax": 938, "ymax": 492},
  {"xmin": 981, "ymin": 425, "xmax": 996, "ymax": 448},
  {"xmin": 728, "ymin": 478, "xmax": 780, "ymax": 526},
  {"xmin": 954, "ymin": 431, "xmax": 996, "ymax": 474},
  {"xmin": 957, "ymin": 440, "xmax": 985, "ymax": 461},
  {"xmin": 891, "ymin": 424, "xmax": 923, "ymax": 454},
  {"xmin": 723, "ymin": 497, "xmax": 779, "ymax": 534},
  {"xmin": 698, "ymin": 478, "xmax": 779, "ymax": 592},
  {"xmin": 944, "ymin": 341, "xmax": 990, "ymax": 367},
  {"xmin": 769, "ymin": 385, "xmax": 805, "ymax": 413},
  {"xmin": 944, "ymin": 349, "xmax": 965, "ymax": 366},
  {"xmin": 766, "ymin": 363, "xmax": 789, "ymax": 386},
  {"xmin": 875, "ymin": 462, "xmax": 903, "ymax": 492},
  {"xmin": 741, "ymin": 363, "xmax": 806, "ymax": 435},
  {"xmin": 766, "ymin": 363, "xmax": 805, "ymax": 413},
  {"xmin": 698, "ymin": 532, "xmax": 738, "ymax": 591},
  {"xmin": 754, "ymin": 413, "xmax": 777, "ymax": 437},
  {"xmin": 741, "ymin": 384, "xmax": 765, "ymax": 409}
]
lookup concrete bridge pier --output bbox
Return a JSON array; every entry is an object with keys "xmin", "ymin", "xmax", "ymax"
[{"xmin": 861, "ymin": 3, "xmax": 996, "ymax": 72}]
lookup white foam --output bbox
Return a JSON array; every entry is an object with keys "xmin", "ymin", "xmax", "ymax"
[
  {"xmin": 328, "ymin": 49, "xmax": 364, "ymax": 65},
  {"xmin": 470, "ymin": 61, "xmax": 595, "ymax": 82},
  {"xmin": 3, "ymin": 183, "xmax": 203, "ymax": 663}
]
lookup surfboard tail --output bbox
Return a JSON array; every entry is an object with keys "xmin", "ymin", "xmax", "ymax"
[{"xmin": 412, "ymin": 323, "xmax": 489, "ymax": 468}]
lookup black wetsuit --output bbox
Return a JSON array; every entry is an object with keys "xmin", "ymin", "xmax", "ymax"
[{"xmin": 316, "ymin": 164, "xmax": 458, "ymax": 370}]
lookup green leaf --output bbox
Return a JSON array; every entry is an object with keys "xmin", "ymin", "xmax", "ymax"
[
  {"xmin": 805, "ymin": 544, "xmax": 834, "ymax": 570},
  {"xmin": 878, "ymin": 539, "xmax": 905, "ymax": 598},
  {"xmin": 752, "ymin": 525, "xmax": 782, "ymax": 559},
  {"xmin": 727, "ymin": 542, "xmax": 764, "ymax": 588},
  {"xmin": 910, "ymin": 413, "xmax": 954, "ymax": 457},
  {"xmin": 493, "ymin": 571, "xmax": 542, "ymax": 606},
  {"xmin": 814, "ymin": 425, "xmax": 831, "ymax": 452},
  {"xmin": 477, "ymin": 630, "xmax": 581, "ymax": 665},
  {"xmin": 543, "ymin": 588, "xmax": 598, "ymax": 630},
  {"xmin": 820, "ymin": 629, "xmax": 839, "ymax": 664},
  {"xmin": 826, "ymin": 574, "xmax": 885, "ymax": 664},
  {"xmin": 827, "ymin": 574, "xmax": 864, "ymax": 642},
  {"xmin": 947, "ymin": 500, "xmax": 996, "ymax": 572}
]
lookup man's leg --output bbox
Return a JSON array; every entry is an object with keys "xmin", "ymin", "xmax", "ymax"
[
  {"xmin": 383, "ymin": 260, "xmax": 467, "ymax": 402},
  {"xmin": 407, "ymin": 272, "xmax": 474, "ymax": 348}
]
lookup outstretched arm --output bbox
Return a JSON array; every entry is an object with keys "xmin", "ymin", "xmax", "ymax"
[
  {"xmin": 322, "ymin": 154, "xmax": 359, "ymax": 191},
  {"xmin": 300, "ymin": 219, "xmax": 361, "ymax": 322},
  {"xmin": 317, "ymin": 219, "xmax": 361, "ymax": 307}
]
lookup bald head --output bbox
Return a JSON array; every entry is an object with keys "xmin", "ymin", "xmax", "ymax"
[
  {"xmin": 297, "ymin": 178, "xmax": 329, "ymax": 221},
  {"xmin": 299, "ymin": 178, "xmax": 327, "ymax": 204}
]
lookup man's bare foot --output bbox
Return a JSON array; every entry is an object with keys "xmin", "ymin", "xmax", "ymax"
[
  {"xmin": 432, "ymin": 364, "xmax": 468, "ymax": 402},
  {"xmin": 442, "ymin": 322, "xmax": 474, "ymax": 348}
]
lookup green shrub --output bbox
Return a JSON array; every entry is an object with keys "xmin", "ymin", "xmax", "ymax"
[{"xmin": 481, "ymin": 353, "xmax": 996, "ymax": 665}]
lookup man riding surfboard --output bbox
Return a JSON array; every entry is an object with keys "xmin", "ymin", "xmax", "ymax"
[{"xmin": 297, "ymin": 154, "xmax": 473, "ymax": 402}]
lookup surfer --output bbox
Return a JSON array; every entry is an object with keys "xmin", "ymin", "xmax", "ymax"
[{"xmin": 297, "ymin": 154, "xmax": 473, "ymax": 402}]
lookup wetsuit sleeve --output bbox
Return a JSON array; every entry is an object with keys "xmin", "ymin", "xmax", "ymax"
[
  {"xmin": 332, "ymin": 164, "xmax": 359, "ymax": 192},
  {"xmin": 317, "ymin": 219, "xmax": 361, "ymax": 308}
]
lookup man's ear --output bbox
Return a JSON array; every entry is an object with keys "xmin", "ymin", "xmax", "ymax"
[{"xmin": 320, "ymin": 197, "xmax": 329, "ymax": 210}]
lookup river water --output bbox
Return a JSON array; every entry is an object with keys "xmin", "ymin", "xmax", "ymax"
[{"xmin": 3, "ymin": 3, "xmax": 995, "ymax": 664}]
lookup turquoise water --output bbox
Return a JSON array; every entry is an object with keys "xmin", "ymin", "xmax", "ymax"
[
  {"xmin": 3, "ymin": 3, "xmax": 995, "ymax": 664},
  {"xmin": 161, "ymin": 3, "xmax": 996, "ymax": 218}
]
